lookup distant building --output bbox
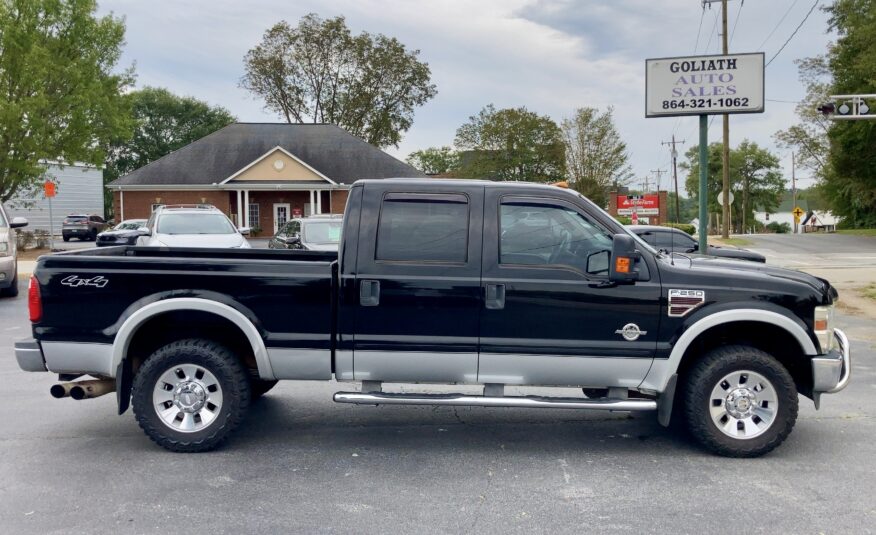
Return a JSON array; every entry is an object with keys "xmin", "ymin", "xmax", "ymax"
[
  {"xmin": 755, "ymin": 190, "xmax": 837, "ymax": 233},
  {"xmin": 7, "ymin": 163, "xmax": 104, "ymax": 234},
  {"xmin": 106, "ymin": 123, "xmax": 425, "ymax": 236}
]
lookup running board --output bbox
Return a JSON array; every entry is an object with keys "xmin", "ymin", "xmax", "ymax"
[{"xmin": 333, "ymin": 392, "xmax": 657, "ymax": 411}]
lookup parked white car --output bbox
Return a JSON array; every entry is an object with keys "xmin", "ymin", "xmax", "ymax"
[
  {"xmin": 136, "ymin": 205, "xmax": 250, "ymax": 248},
  {"xmin": 0, "ymin": 203, "xmax": 28, "ymax": 297}
]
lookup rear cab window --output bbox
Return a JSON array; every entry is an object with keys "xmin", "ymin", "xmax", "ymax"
[{"xmin": 376, "ymin": 193, "xmax": 469, "ymax": 263}]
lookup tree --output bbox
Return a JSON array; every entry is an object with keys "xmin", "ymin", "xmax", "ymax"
[
  {"xmin": 406, "ymin": 146, "xmax": 459, "ymax": 176},
  {"xmin": 682, "ymin": 141, "xmax": 784, "ymax": 233},
  {"xmin": 241, "ymin": 13, "xmax": 437, "ymax": 148},
  {"xmin": 0, "ymin": 0, "xmax": 134, "ymax": 204},
  {"xmin": 103, "ymin": 87, "xmax": 236, "ymax": 215},
  {"xmin": 454, "ymin": 105, "xmax": 565, "ymax": 182},
  {"xmin": 560, "ymin": 107, "xmax": 632, "ymax": 206},
  {"xmin": 775, "ymin": 0, "xmax": 876, "ymax": 227}
]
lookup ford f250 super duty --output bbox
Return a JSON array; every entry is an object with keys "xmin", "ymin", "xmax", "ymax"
[{"xmin": 15, "ymin": 179, "xmax": 851, "ymax": 457}]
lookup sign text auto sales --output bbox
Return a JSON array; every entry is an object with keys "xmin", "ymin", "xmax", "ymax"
[{"xmin": 645, "ymin": 53, "xmax": 764, "ymax": 118}]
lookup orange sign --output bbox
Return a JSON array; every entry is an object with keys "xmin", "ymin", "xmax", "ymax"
[
  {"xmin": 615, "ymin": 257, "xmax": 631, "ymax": 274},
  {"xmin": 44, "ymin": 181, "xmax": 56, "ymax": 198}
]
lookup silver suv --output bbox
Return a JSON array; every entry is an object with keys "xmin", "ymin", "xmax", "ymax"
[
  {"xmin": 0, "ymin": 203, "xmax": 28, "ymax": 297},
  {"xmin": 136, "ymin": 205, "xmax": 250, "ymax": 248},
  {"xmin": 62, "ymin": 214, "xmax": 109, "ymax": 242}
]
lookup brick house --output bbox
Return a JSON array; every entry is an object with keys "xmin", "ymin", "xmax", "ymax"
[{"xmin": 107, "ymin": 123, "xmax": 425, "ymax": 235}]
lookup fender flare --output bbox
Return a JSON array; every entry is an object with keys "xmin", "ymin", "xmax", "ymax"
[
  {"xmin": 640, "ymin": 308, "xmax": 817, "ymax": 392},
  {"xmin": 111, "ymin": 297, "xmax": 275, "ymax": 380}
]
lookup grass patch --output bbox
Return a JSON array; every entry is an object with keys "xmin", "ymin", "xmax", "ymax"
[
  {"xmin": 838, "ymin": 229, "xmax": 876, "ymax": 237},
  {"xmin": 712, "ymin": 237, "xmax": 754, "ymax": 247},
  {"xmin": 863, "ymin": 284, "xmax": 876, "ymax": 301}
]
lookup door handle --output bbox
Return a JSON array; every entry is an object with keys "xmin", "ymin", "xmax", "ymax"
[
  {"xmin": 359, "ymin": 280, "xmax": 380, "ymax": 306},
  {"xmin": 485, "ymin": 283, "xmax": 505, "ymax": 310}
]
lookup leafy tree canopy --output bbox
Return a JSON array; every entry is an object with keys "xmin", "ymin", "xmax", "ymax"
[
  {"xmin": 406, "ymin": 146, "xmax": 459, "ymax": 176},
  {"xmin": 0, "ymin": 0, "xmax": 134, "ymax": 203},
  {"xmin": 454, "ymin": 104, "xmax": 565, "ymax": 182},
  {"xmin": 241, "ymin": 13, "xmax": 437, "ymax": 148}
]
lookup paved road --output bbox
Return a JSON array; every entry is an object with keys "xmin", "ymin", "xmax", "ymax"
[
  {"xmin": 0, "ymin": 278, "xmax": 873, "ymax": 534},
  {"xmin": 743, "ymin": 233, "xmax": 876, "ymax": 269}
]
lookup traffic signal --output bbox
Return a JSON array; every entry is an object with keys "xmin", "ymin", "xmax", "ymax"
[
  {"xmin": 838, "ymin": 101, "xmax": 852, "ymax": 115},
  {"xmin": 817, "ymin": 102, "xmax": 835, "ymax": 116},
  {"xmin": 860, "ymin": 100, "xmax": 870, "ymax": 115}
]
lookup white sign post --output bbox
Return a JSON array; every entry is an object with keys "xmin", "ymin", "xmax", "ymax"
[{"xmin": 646, "ymin": 52, "xmax": 764, "ymax": 252}]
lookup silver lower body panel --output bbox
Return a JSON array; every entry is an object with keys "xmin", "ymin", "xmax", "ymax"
[{"xmin": 333, "ymin": 391, "xmax": 657, "ymax": 411}]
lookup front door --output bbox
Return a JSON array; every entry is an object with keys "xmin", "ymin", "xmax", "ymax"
[
  {"xmin": 477, "ymin": 189, "xmax": 661, "ymax": 388},
  {"xmin": 352, "ymin": 184, "xmax": 485, "ymax": 383},
  {"xmin": 273, "ymin": 203, "xmax": 290, "ymax": 234}
]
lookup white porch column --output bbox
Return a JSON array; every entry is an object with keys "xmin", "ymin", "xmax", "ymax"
[
  {"xmin": 315, "ymin": 189, "xmax": 322, "ymax": 214},
  {"xmin": 236, "ymin": 190, "xmax": 242, "ymax": 227},
  {"xmin": 309, "ymin": 190, "xmax": 315, "ymax": 216},
  {"xmin": 119, "ymin": 189, "xmax": 125, "ymax": 221},
  {"xmin": 243, "ymin": 190, "xmax": 250, "ymax": 228}
]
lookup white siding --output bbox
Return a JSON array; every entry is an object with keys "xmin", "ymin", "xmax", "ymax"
[{"xmin": 7, "ymin": 164, "xmax": 104, "ymax": 234}]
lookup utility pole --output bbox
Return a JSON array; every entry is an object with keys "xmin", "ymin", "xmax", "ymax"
[
  {"xmin": 662, "ymin": 136, "xmax": 685, "ymax": 222},
  {"xmin": 650, "ymin": 169, "xmax": 667, "ymax": 192},
  {"xmin": 792, "ymin": 152, "xmax": 797, "ymax": 234},
  {"xmin": 703, "ymin": 0, "xmax": 732, "ymax": 237},
  {"xmin": 641, "ymin": 175, "xmax": 651, "ymax": 194}
]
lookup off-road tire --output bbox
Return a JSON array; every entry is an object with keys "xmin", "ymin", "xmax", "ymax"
[
  {"xmin": 251, "ymin": 379, "xmax": 278, "ymax": 400},
  {"xmin": 132, "ymin": 338, "xmax": 251, "ymax": 453},
  {"xmin": 684, "ymin": 345, "xmax": 798, "ymax": 458},
  {"xmin": 62, "ymin": 236, "xmax": 70, "ymax": 242}
]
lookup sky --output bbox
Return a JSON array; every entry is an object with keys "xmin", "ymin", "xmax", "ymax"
[{"xmin": 98, "ymin": 0, "xmax": 834, "ymax": 193}]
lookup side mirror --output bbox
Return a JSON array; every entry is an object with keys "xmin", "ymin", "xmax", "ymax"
[
  {"xmin": 609, "ymin": 234, "xmax": 640, "ymax": 284},
  {"xmin": 585, "ymin": 250, "xmax": 610, "ymax": 275},
  {"xmin": 136, "ymin": 226, "xmax": 151, "ymax": 237},
  {"xmin": 10, "ymin": 217, "xmax": 28, "ymax": 229},
  {"xmin": 239, "ymin": 227, "xmax": 251, "ymax": 236}
]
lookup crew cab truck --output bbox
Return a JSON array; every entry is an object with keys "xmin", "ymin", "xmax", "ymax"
[{"xmin": 15, "ymin": 179, "xmax": 851, "ymax": 457}]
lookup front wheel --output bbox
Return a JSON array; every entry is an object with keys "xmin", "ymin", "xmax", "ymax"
[
  {"xmin": 132, "ymin": 338, "xmax": 251, "ymax": 452},
  {"xmin": 683, "ymin": 345, "xmax": 798, "ymax": 457}
]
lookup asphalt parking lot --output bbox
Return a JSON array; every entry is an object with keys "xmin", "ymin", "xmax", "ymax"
[{"xmin": 1, "ymin": 247, "xmax": 875, "ymax": 533}]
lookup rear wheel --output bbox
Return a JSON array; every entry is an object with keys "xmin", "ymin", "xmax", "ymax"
[
  {"xmin": 132, "ymin": 338, "xmax": 251, "ymax": 452},
  {"xmin": 62, "ymin": 235, "xmax": 70, "ymax": 242},
  {"xmin": 683, "ymin": 345, "xmax": 797, "ymax": 457}
]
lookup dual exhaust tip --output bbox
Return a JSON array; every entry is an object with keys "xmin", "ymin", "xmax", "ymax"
[{"xmin": 50, "ymin": 379, "xmax": 115, "ymax": 400}]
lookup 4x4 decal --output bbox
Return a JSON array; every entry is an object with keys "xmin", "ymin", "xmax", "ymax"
[{"xmin": 61, "ymin": 275, "xmax": 108, "ymax": 288}]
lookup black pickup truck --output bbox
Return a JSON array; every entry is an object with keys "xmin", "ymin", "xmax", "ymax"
[{"xmin": 15, "ymin": 179, "xmax": 850, "ymax": 456}]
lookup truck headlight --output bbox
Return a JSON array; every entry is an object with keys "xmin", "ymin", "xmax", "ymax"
[
  {"xmin": 0, "ymin": 241, "xmax": 8, "ymax": 257},
  {"xmin": 814, "ymin": 305, "xmax": 834, "ymax": 353}
]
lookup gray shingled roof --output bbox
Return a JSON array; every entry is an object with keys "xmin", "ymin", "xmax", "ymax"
[{"xmin": 108, "ymin": 123, "xmax": 426, "ymax": 186}]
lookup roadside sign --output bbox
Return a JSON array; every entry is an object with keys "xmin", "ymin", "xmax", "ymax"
[
  {"xmin": 792, "ymin": 206, "xmax": 804, "ymax": 218},
  {"xmin": 716, "ymin": 191, "xmax": 735, "ymax": 206},
  {"xmin": 645, "ymin": 52, "xmax": 765, "ymax": 118},
  {"xmin": 44, "ymin": 181, "xmax": 56, "ymax": 198}
]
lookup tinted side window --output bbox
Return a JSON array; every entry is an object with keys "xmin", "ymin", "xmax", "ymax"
[
  {"xmin": 500, "ymin": 201, "xmax": 612, "ymax": 272},
  {"xmin": 653, "ymin": 230, "xmax": 695, "ymax": 248},
  {"xmin": 376, "ymin": 194, "xmax": 469, "ymax": 263}
]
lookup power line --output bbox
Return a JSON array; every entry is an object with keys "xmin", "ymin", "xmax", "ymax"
[
  {"xmin": 729, "ymin": 0, "xmax": 744, "ymax": 45},
  {"xmin": 693, "ymin": 7, "xmax": 707, "ymax": 53},
  {"xmin": 758, "ymin": 0, "xmax": 801, "ymax": 50},
  {"xmin": 766, "ymin": 0, "xmax": 820, "ymax": 67},
  {"xmin": 703, "ymin": 9, "xmax": 720, "ymax": 52}
]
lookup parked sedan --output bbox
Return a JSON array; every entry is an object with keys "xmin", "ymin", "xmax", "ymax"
[
  {"xmin": 0, "ymin": 203, "xmax": 27, "ymax": 297},
  {"xmin": 136, "ymin": 205, "xmax": 250, "ymax": 248},
  {"xmin": 96, "ymin": 219, "xmax": 147, "ymax": 247},
  {"xmin": 62, "ymin": 214, "xmax": 109, "ymax": 242},
  {"xmin": 268, "ymin": 215, "xmax": 343, "ymax": 252},
  {"xmin": 628, "ymin": 225, "xmax": 766, "ymax": 263}
]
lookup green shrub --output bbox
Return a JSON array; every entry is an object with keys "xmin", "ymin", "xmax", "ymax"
[
  {"xmin": 16, "ymin": 230, "xmax": 35, "ymax": 250},
  {"xmin": 33, "ymin": 229, "xmax": 50, "ymax": 249},
  {"xmin": 765, "ymin": 221, "xmax": 791, "ymax": 234},
  {"xmin": 661, "ymin": 223, "xmax": 695, "ymax": 235},
  {"xmin": 615, "ymin": 215, "xmax": 632, "ymax": 225}
]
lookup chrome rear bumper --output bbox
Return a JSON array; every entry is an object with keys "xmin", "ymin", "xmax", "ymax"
[{"xmin": 15, "ymin": 338, "xmax": 46, "ymax": 372}]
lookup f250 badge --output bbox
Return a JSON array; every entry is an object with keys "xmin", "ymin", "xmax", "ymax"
[{"xmin": 61, "ymin": 275, "xmax": 108, "ymax": 288}]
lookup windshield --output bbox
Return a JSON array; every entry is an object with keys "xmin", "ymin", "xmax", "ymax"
[
  {"xmin": 115, "ymin": 220, "xmax": 145, "ymax": 230},
  {"xmin": 157, "ymin": 213, "xmax": 237, "ymax": 235},
  {"xmin": 566, "ymin": 190, "xmax": 661, "ymax": 256},
  {"xmin": 303, "ymin": 221, "xmax": 343, "ymax": 244}
]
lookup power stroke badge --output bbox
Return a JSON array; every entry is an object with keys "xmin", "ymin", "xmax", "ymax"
[{"xmin": 615, "ymin": 323, "xmax": 647, "ymax": 341}]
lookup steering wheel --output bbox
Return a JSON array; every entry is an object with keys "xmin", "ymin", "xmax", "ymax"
[{"xmin": 549, "ymin": 228, "xmax": 572, "ymax": 264}]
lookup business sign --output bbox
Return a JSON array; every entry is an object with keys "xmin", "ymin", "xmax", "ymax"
[
  {"xmin": 44, "ymin": 180, "xmax": 56, "ymax": 198},
  {"xmin": 617, "ymin": 194, "xmax": 659, "ymax": 216},
  {"xmin": 645, "ymin": 52, "xmax": 764, "ymax": 118}
]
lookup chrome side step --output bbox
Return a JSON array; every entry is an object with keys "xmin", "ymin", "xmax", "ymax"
[{"xmin": 333, "ymin": 391, "xmax": 657, "ymax": 411}]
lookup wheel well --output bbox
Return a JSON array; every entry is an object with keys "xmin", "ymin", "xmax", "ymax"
[
  {"xmin": 124, "ymin": 310, "xmax": 258, "ymax": 377},
  {"xmin": 675, "ymin": 321, "xmax": 813, "ymax": 395}
]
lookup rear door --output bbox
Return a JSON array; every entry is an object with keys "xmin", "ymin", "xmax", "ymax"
[
  {"xmin": 352, "ymin": 183, "xmax": 484, "ymax": 383},
  {"xmin": 478, "ymin": 188, "xmax": 661, "ymax": 388}
]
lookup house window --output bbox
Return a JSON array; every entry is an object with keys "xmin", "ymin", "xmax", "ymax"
[{"xmin": 248, "ymin": 203, "xmax": 259, "ymax": 229}]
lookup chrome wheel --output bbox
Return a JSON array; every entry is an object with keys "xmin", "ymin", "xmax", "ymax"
[
  {"xmin": 709, "ymin": 370, "xmax": 778, "ymax": 440},
  {"xmin": 152, "ymin": 363, "xmax": 223, "ymax": 433}
]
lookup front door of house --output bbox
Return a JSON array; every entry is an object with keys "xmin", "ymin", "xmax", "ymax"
[{"xmin": 273, "ymin": 203, "xmax": 290, "ymax": 233}]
